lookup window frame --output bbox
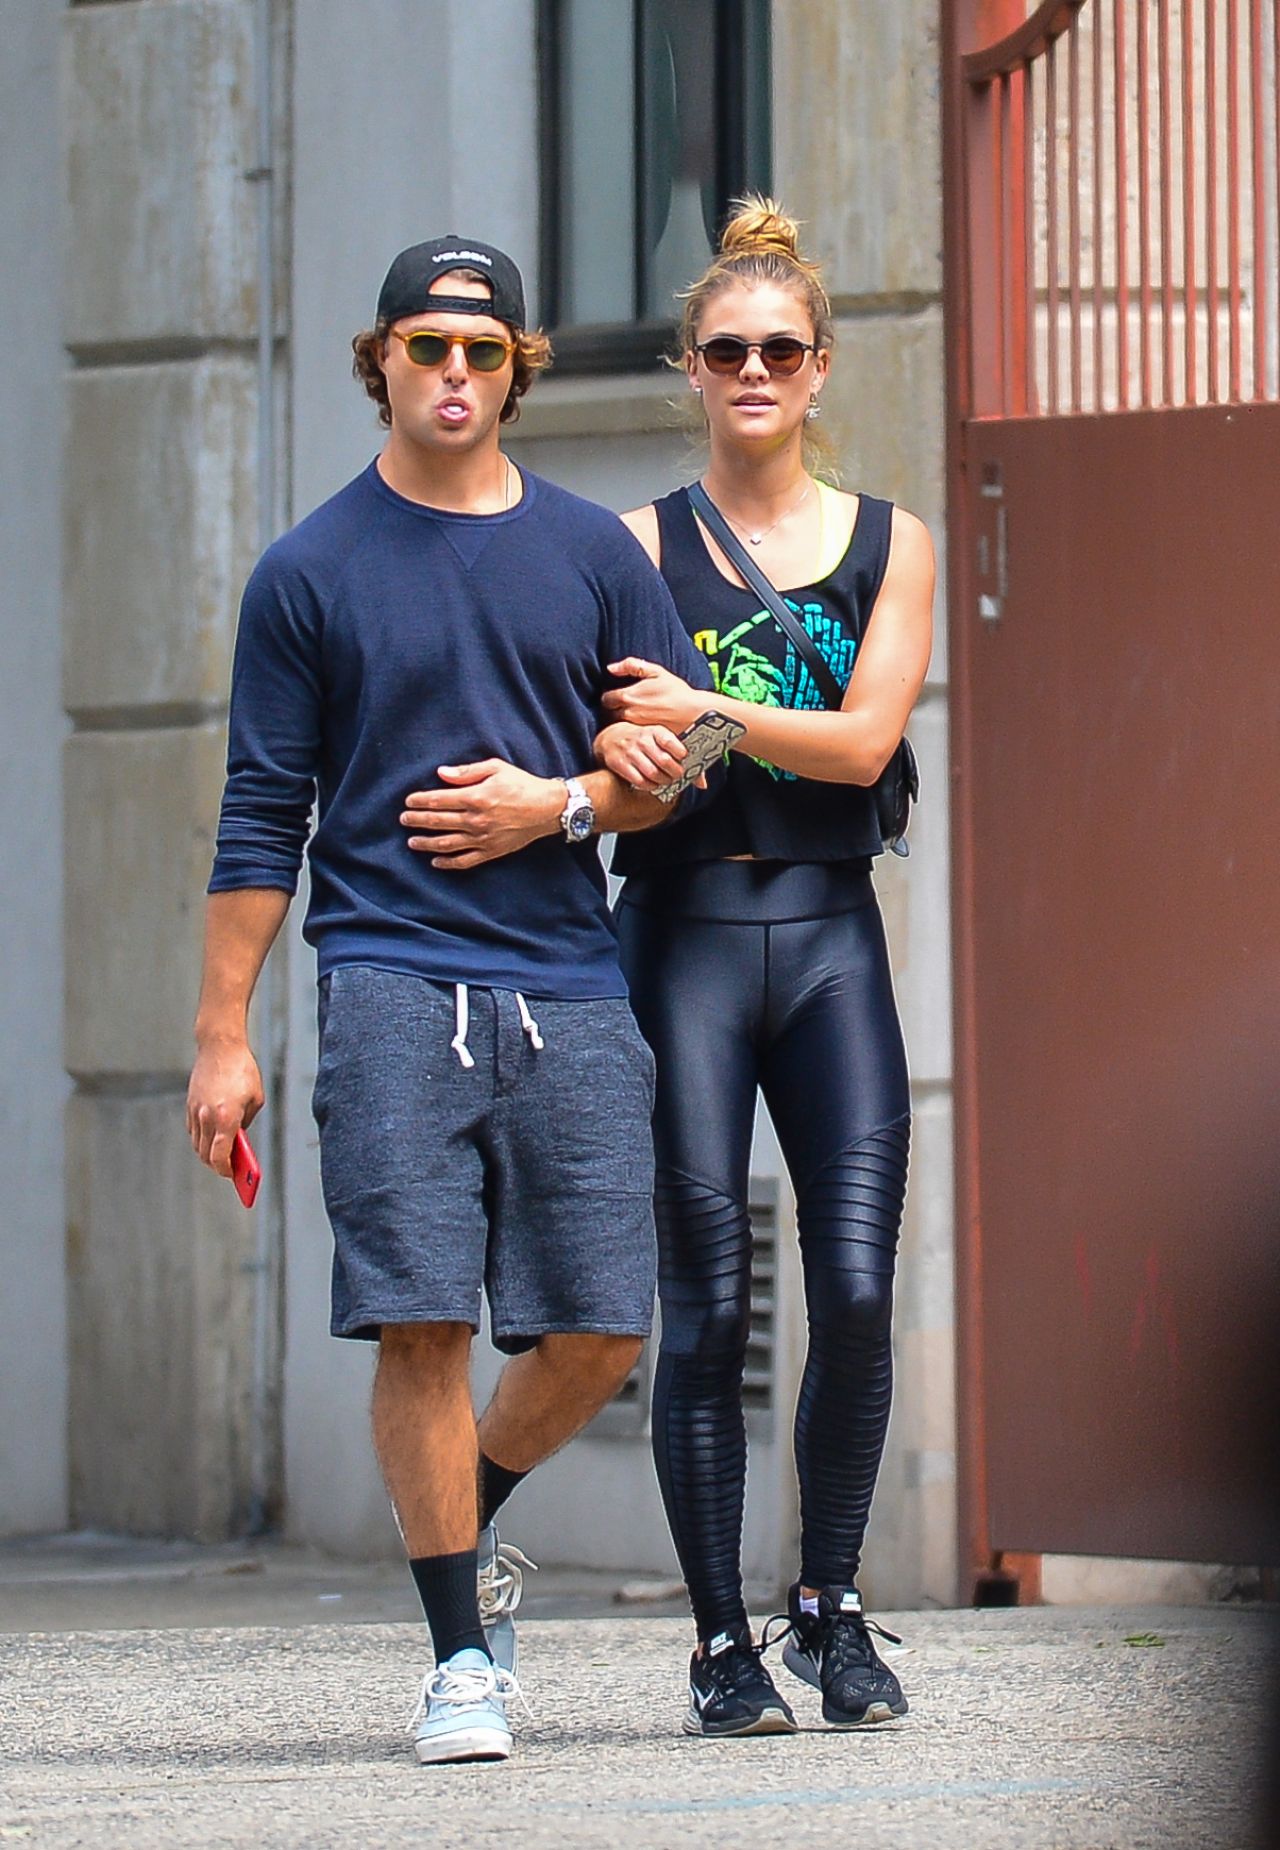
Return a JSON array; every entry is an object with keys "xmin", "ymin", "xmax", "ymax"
[{"xmin": 537, "ymin": 0, "xmax": 772, "ymax": 375}]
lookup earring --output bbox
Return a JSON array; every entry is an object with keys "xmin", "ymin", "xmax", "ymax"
[
  {"xmin": 692, "ymin": 385, "xmax": 703, "ymax": 395},
  {"xmin": 805, "ymin": 393, "xmax": 821, "ymax": 422}
]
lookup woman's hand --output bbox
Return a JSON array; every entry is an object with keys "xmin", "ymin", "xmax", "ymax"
[
  {"xmin": 603, "ymin": 658, "xmax": 710, "ymax": 732},
  {"xmin": 594, "ymin": 721, "xmax": 688, "ymax": 790}
]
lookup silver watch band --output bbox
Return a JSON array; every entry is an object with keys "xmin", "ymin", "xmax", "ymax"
[{"xmin": 560, "ymin": 776, "xmax": 595, "ymax": 840}]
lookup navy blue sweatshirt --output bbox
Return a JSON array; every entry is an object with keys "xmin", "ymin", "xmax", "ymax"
[{"xmin": 209, "ymin": 462, "xmax": 712, "ymax": 997}]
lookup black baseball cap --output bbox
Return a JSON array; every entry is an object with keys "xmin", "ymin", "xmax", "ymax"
[{"xmin": 376, "ymin": 236, "xmax": 526, "ymax": 332}]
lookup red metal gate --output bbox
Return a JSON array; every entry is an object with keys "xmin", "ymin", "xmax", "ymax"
[{"xmin": 944, "ymin": 0, "xmax": 1280, "ymax": 1590}]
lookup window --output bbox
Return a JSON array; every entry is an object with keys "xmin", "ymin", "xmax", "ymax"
[{"xmin": 539, "ymin": 0, "xmax": 772, "ymax": 372}]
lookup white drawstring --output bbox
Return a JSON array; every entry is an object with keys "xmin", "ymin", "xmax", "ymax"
[
  {"xmin": 451, "ymin": 983, "xmax": 476, "ymax": 1069},
  {"xmin": 450, "ymin": 985, "xmax": 541, "ymax": 1065},
  {"xmin": 515, "ymin": 993, "xmax": 544, "ymax": 1051}
]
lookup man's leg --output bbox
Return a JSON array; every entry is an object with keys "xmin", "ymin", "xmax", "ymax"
[
  {"xmin": 374, "ymin": 1319, "xmax": 518, "ymax": 1766},
  {"xmin": 477, "ymin": 1330, "xmax": 642, "ymax": 1503},
  {"xmin": 372, "ymin": 1321, "xmax": 488, "ymax": 1662},
  {"xmin": 472, "ymin": 1334, "xmax": 642, "ymax": 1670}
]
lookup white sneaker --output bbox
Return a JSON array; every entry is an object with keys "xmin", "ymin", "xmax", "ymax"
[
  {"xmin": 410, "ymin": 1648, "xmax": 520, "ymax": 1765},
  {"xmin": 476, "ymin": 1524, "xmax": 537, "ymax": 1676}
]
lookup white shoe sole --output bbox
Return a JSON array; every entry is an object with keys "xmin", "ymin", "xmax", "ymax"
[{"xmin": 414, "ymin": 1725, "xmax": 512, "ymax": 1764}]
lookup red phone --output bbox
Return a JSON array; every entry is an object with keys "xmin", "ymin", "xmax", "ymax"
[{"xmin": 231, "ymin": 1128, "xmax": 262, "ymax": 1209}]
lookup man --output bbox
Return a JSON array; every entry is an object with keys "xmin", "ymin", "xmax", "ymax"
[{"xmin": 186, "ymin": 236, "xmax": 710, "ymax": 1765}]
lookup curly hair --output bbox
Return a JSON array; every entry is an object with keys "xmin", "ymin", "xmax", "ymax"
[{"xmin": 351, "ymin": 317, "xmax": 553, "ymax": 428}]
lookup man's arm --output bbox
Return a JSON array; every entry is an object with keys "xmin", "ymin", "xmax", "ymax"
[
  {"xmin": 399, "ymin": 760, "xmax": 671, "ymax": 869},
  {"xmin": 192, "ymin": 548, "xmax": 321, "ymax": 1170},
  {"xmin": 400, "ymin": 516, "xmax": 719, "ymax": 867},
  {"xmin": 187, "ymin": 889, "xmax": 290, "ymax": 1175}
]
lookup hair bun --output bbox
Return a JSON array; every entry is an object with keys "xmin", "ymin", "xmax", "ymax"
[{"xmin": 719, "ymin": 194, "xmax": 803, "ymax": 262}]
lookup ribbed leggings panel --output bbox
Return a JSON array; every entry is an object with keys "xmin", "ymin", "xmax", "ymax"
[{"xmin": 617, "ymin": 872, "xmax": 911, "ymax": 1641}]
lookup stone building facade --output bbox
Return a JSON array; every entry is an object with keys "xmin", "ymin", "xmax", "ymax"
[{"xmin": 2, "ymin": 0, "xmax": 955, "ymax": 1609}]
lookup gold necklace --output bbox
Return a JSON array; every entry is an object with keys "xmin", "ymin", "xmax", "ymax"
[{"xmin": 711, "ymin": 477, "xmax": 812, "ymax": 547}]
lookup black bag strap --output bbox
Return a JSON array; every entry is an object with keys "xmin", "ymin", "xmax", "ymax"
[{"xmin": 687, "ymin": 481, "xmax": 845, "ymax": 711}]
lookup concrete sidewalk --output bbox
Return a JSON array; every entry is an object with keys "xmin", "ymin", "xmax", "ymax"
[{"xmin": 1, "ymin": 1541, "xmax": 1276, "ymax": 1849}]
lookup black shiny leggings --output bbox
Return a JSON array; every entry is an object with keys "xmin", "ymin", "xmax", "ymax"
[{"xmin": 617, "ymin": 861, "xmax": 910, "ymax": 1642}]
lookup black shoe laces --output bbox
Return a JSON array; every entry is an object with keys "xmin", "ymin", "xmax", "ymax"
[
  {"xmin": 823, "ymin": 1611, "xmax": 899, "ymax": 1680},
  {"xmin": 700, "ymin": 1638, "xmax": 772, "ymax": 1697},
  {"xmin": 760, "ymin": 1607, "xmax": 903, "ymax": 1677}
]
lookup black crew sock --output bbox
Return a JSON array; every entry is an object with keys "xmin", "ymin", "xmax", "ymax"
[
  {"xmin": 478, "ymin": 1453, "xmax": 529, "ymax": 1529},
  {"xmin": 408, "ymin": 1550, "xmax": 490, "ymax": 1664}
]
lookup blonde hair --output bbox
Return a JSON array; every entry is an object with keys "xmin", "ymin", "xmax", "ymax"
[
  {"xmin": 677, "ymin": 195, "xmax": 837, "ymax": 474},
  {"xmin": 679, "ymin": 195, "xmax": 833, "ymax": 354}
]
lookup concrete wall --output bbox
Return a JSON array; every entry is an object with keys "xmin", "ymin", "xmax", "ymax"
[
  {"xmin": 280, "ymin": 0, "xmax": 547, "ymax": 1557},
  {"xmin": 3, "ymin": 0, "xmax": 1245, "ymax": 1613},
  {"xmin": 774, "ymin": 0, "xmax": 956, "ymax": 1609},
  {"xmin": 60, "ymin": 0, "xmax": 265, "ymax": 1538},
  {"xmin": 0, "ymin": 0, "xmax": 69, "ymax": 1537},
  {"xmin": 272, "ymin": 0, "xmax": 957, "ymax": 1606},
  {"xmin": 275, "ymin": 1, "xmax": 809, "ymax": 1582},
  {"xmin": 18, "ymin": 0, "xmax": 956, "ymax": 1597}
]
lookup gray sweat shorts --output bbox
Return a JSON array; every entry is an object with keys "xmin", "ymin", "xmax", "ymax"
[{"xmin": 312, "ymin": 965, "xmax": 658, "ymax": 1351}]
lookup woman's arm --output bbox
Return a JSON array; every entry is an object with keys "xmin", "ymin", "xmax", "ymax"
[
  {"xmin": 604, "ymin": 508, "xmax": 935, "ymax": 786},
  {"xmin": 593, "ymin": 720, "xmax": 689, "ymax": 788}
]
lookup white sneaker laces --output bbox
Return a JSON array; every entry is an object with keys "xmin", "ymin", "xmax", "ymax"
[
  {"xmin": 477, "ymin": 1541, "xmax": 538, "ymax": 1622},
  {"xmin": 409, "ymin": 1657, "xmax": 530, "ymax": 1730}
]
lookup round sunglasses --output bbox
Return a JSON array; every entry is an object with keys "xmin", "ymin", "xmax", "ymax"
[
  {"xmin": 693, "ymin": 335, "xmax": 818, "ymax": 377},
  {"xmin": 390, "ymin": 328, "xmax": 516, "ymax": 373}
]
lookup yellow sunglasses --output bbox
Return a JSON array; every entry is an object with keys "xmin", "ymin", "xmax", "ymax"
[{"xmin": 389, "ymin": 328, "xmax": 516, "ymax": 372}]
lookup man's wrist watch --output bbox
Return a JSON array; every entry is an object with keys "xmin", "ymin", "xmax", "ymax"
[{"xmin": 559, "ymin": 777, "xmax": 596, "ymax": 843}]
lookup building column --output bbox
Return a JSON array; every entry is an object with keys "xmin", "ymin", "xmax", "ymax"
[
  {"xmin": 774, "ymin": 0, "xmax": 957, "ymax": 1608},
  {"xmin": 61, "ymin": 0, "xmax": 281, "ymax": 1538},
  {"xmin": 0, "ymin": 0, "xmax": 69, "ymax": 1539}
]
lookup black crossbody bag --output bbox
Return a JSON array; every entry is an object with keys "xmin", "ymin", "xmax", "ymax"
[{"xmin": 687, "ymin": 481, "xmax": 919, "ymax": 857}]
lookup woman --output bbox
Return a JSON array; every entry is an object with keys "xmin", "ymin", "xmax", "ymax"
[{"xmin": 599, "ymin": 198, "xmax": 934, "ymax": 1738}]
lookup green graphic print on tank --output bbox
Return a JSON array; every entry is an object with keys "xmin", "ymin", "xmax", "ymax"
[{"xmin": 692, "ymin": 599, "xmax": 857, "ymax": 780}]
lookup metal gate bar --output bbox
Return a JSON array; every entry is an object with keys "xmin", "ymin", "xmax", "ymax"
[
  {"xmin": 946, "ymin": 0, "xmax": 1280, "ymax": 1595},
  {"xmin": 962, "ymin": 0, "xmax": 1280, "ymax": 419}
]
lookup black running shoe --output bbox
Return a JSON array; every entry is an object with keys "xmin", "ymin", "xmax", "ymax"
[
  {"xmin": 684, "ymin": 1626, "xmax": 798, "ymax": 1737},
  {"xmin": 777, "ymin": 1584, "xmax": 909, "ymax": 1728}
]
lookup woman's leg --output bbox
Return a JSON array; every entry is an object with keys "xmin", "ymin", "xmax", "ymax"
[
  {"xmin": 759, "ymin": 899, "xmax": 911, "ymax": 1590},
  {"xmin": 617, "ymin": 901, "xmax": 762, "ymax": 1643}
]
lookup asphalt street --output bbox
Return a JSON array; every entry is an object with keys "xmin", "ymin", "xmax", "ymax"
[{"xmin": 1, "ymin": 1541, "xmax": 1275, "ymax": 1850}]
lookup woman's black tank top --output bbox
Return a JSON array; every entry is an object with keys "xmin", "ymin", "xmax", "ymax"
[{"xmin": 612, "ymin": 484, "xmax": 895, "ymax": 873}]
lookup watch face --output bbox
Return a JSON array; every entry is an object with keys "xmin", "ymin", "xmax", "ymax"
[{"xmin": 567, "ymin": 806, "xmax": 594, "ymax": 842}]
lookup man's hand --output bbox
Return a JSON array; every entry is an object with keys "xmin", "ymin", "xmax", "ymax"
[
  {"xmin": 402, "ymin": 760, "xmax": 564, "ymax": 869},
  {"xmin": 595, "ymin": 721, "xmax": 688, "ymax": 789},
  {"xmin": 603, "ymin": 658, "xmax": 709, "ymax": 732},
  {"xmin": 187, "ymin": 1037, "xmax": 264, "ymax": 1177}
]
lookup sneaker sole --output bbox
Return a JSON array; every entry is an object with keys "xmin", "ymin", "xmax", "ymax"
[
  {"xmin": 781, "ymin": 1642, "xmax": 908, "ymax": 1729},
  {"xmin": 822, "ymin": 1697, "xmax": 909, "ymax": 1729},
  {"xmin": 414, "ymin": 1726, "xmax": 512, "ymax": 1764},
  {"xmin": 682, "ymin": 1703, "xmax": 798, "ymax": 1738}
]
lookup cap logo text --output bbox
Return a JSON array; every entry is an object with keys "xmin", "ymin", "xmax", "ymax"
[{"xmin": 433, "ymin": 248, "xmax": 493, "ymax": 267}]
